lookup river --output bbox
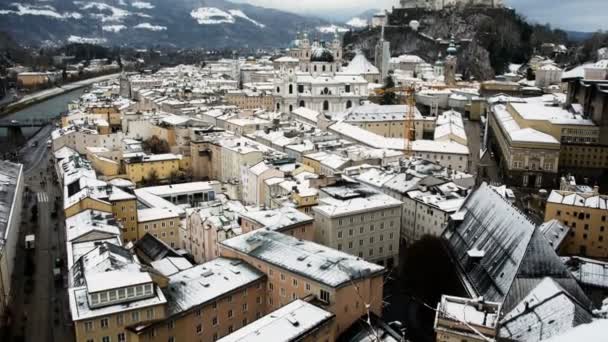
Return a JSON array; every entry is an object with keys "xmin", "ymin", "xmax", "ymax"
[
  {"xmin": 0, "ymin": 88, "xmax": 85, "ymax": 154},
  {"xmin": 0, "ymin": 88, "xmax": 85, "ymax": 141}
]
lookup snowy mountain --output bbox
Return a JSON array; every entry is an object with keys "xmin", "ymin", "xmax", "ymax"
[
  {"xmin": 0, "ymin": 0, "xmax": 329, "ymax": 48},
  {"xmin": 344, "ymin": 9, "xmax": 380, "ymax": 29}
]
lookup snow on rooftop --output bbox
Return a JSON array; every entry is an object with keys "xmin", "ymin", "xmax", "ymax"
[
  {"xmin": 221, "ymin": 230, "xmax": 384, "ymax": 288},
  {"xmin": 492, "ymin": 105, "xmax": 560, "ymax": 145},
  {"xmin": 69, "ymin": 285, "xmax": 166, "ymax": 321},
  {"xmin": 240, "ymin": 207, "xmax": 313, "ymax": 231},
  {"xmin": 217, "ymin": 299, "xmax": 334, "ymax": 342},
  {"xmin": 164, "ymin": 258, "xmax": 264, "ymax": 315},
  {"xmin": 150, "ymin": 257, "xmax": 193, "ymax": 277},
  {"xmin": 343, "ymin": 53, "xmax": 379, "ymax": 75},
  {"xmin": 543, "ymin": 320, "xmax": 608, "ymax": 342},
  {"xmin": 547, "ymin": 190, "xmax": 608, "ymax": 209}
]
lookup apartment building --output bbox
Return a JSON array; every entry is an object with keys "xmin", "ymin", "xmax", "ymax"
[
  {"xmin": 68, "ymin": 243, "xmax": 168, "ymax": 342},
  {"xmin": 342, "ymin": 103, "xmax": 434, "ymax": 140},
  {"xmin": 241, "ymin": 161, "xmax": 284, "ymax": 206},
  {"xmin": 313, "ymin": 183, "xmax": 402, "ymax": 268},
  {"xmin": 124, "ymin": 153, "xmax": 182, "ymax": 184},
  {"xmin": 0, "ymin": 161, "xmax": 23, "ymax": 324},
  {"xmin": 401, "ymin": 181, "xmax": 468, "ymax": 244},
  {"xmin": 545, "ymin": 188, "xmax": 608, "ymax": 258},
  {"xmin": 224, "ymin": 89, "xmax": 274, "ymax": 110},
  {"xmin": 137, "ymin": 208, "xmax": 181, "ymax": 249},
  {"xmin": 183, "ymin": 200, "xmax": 246, "ymax": 263},
  {"xmin": 434, "ymin": 296, "xmax": 500, "ymax": 342},
  {"xmin": 125, "ymin": 258, "xmax": 267, "ymax": 342},
  {"xmin": 240, "ymin": 206, "xmax": 315, "ymax": 241},
  {"xmin": 218, "ymin": 299, "xmax": 336, "ymax": 342},
  {"xmin": 220, "ymin": 229, "xmax": 385, "ymax": 336}
]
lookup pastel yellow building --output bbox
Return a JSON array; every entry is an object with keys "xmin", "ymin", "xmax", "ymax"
[
  {"xmin": 137, "ymin": 208, "xmax": 181, "ymax": 249},
  {"xmin": 545, "ymin": 189, "xmax": 608, "ymax": 258},
  {"xmin": 124, "ymin": 258, "xmax": 267, "ymax": 342},
  {"xmin": 125, "ymin": 154, "xmax": 182, "ymax": 184}
]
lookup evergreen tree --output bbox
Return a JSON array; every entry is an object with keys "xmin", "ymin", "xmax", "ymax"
[{"xmin": 381, "ymin": 75, "xmax": 397, "ymax": 105}]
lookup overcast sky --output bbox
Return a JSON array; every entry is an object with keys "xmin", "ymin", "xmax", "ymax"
[{"xmin": 231, "ymin": 0, "xmax": 608, "ymax": 32}]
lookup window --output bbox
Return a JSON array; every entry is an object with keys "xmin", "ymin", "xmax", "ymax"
[
  {"xmin": 289, "ymin": 84, "xmax": 293, "ymax": 94},
  {"xmin": 280, "ymin": 273, "xmax": 286, "ymax": 281},
  {"xmin": 85, "ymin": 321, "xmax": 94, "ymax": 332},
  {"xmin": 242, "ymin": 303, "xmax": 248, "ymax": 312},
  {"xmin": 168, "ymin": 320, "xmax": 175, "ymax": 329},
  {"xmin": 196, "ymin": 324, "xmax": 202, "ymax": 334},
  {"xmin": 116, "ymin": 314, "xmax": 124, "ymax": 325},
  {"xmin": 320, "ymin": 289, "xmax": 330, "ymax": 303},
  {"xmin": 292, "ymin": 278, "xmax": 298, "ymax": 287},
  {"xmin": 195, "ymin": 308, "xmax": 201, "ymax": 316},
  {"xmin": 100, "ymin": 318, "xmax": 109, "ymax": 329},
  {"xmin": 212, "ymin": 317, "xmax": 218, "ymax": 326},
  {"xmin": 117, "ymin": 333, "xmax": 125, "ymax": 342},
  {"xmin": 227, "ymin": 295, "xmax": 233, "ymax": 303},
  {"xmin": 306, "ymin": 283, "xmax": 311, "ymax": 291},
  {"xmin": 257, "ymin": 296, "xmax": 262, "ymax": 304},
  {"xmin": 102, "ymin": 337, "xmax": 110, "ymax": 342},
  {"xmin": 323, "ymin": 101, "xmax": 329, "ymax": 111},
  {"xmin": 131, "ymin": 311, "xmax": 140, "ymax": 322},
  {"xmin": 242, "ymin": 318, "xmax": 248, "ymax": 326},
  {"xmin": 281, "ymin": 288, "xmax": 286, "ymax": 297}
]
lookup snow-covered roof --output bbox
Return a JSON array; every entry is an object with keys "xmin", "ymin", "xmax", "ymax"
[
  {"xmin": 314, "ymin": 186, "xmax": 402, "ymax": 218},
  {"xmin": 69, "ymin": 284, "xmax": 166, "ymax": 321},
  {"xmin": 499, "ymin": 277, "xmax": 593, "ymax": 341},
  {"xmin": 539, "ymin": 219, "xmax": 570, "ymax": 251},
  {"xmin": 547, "ymin": 190, "xmax": 608, "ymax": 209},
  {"xmin": 240, "ymin": 207, "xmax": 313, "ymax": 231},
  {"xmin": 150, "ymin": 257, "xmax": 193, "ymax": 277},
  {"xmin": 343, "ymin": 53, "xmax": 379, "ymax": 75},
  {"xmin": 221, "ymin": 230, "xmax": 384, "ymax": 288},
  {"xmin": 492, "ymin": 105, "xmax": 560, "ymax": 145},
  {"xmin": 217, "ymin": 299, "xmax": 334, "ymax": 342},
  {"xmin": 163, "ymin": 258, "xmax": 264, "ymax": 316},
  {"xmin": 563, "ymin": 256, "xmax": 608, "ymax": 289},
  {"xmin": 543, "ymin": 320, "xmax": 608, "ymax": 342}
]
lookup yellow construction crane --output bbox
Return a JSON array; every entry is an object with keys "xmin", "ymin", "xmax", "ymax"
[{"xmin": 374, "ymin": 86, "xmax": 417, "ymax": 156}]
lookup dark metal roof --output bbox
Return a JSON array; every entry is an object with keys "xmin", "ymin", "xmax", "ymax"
[
  {"xmin": 443, "ymin": 183, "xmax": 593, "ymax": 315},
  {"xmin": 133, "ymin": 233, "xmax": 180, "ymax": 264}
]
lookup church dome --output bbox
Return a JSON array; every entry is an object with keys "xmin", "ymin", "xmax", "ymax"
[{"xmin": 311, "ymin": 46, "xmax": 335, "ymax": 63}]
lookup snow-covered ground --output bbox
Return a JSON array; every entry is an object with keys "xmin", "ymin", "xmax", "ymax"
[
  {"xmin": 317, "ymin": 24, "xmax": 349, "ymax": 34},
  {"xmin": 346, "ymin": 17, "xmax": 367, "ymax": 28},
  {"xmin": 74, "ymin": 1, "xmax": 131, "ymax": 22},
  {"xmin": 0, "ymin": 3, "xmax": 82, "ymax": 20},
  {"xmin": 134, "ymin": 22, "xmax": 167, "ymax": 31},
  {"xmin": 102, "ymin": 25, "xmax": 127, "ymax": 33},
  {"xmin": 190, "ymin": 7, "xmax": 265, "ymax": 27},
  {"xmin": 131, "ymin": 1, "xmax": 154, "ymax": 10},
  {"xmin": 67, "ymin": 35, "xmax": 107, "ymax": 45}
]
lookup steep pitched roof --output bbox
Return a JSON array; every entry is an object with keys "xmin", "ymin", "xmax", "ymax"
[{"xmin": 443, "ymin": 183, "xmax": 592, "ymax": 315}]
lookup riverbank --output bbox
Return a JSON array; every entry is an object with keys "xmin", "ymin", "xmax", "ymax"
[{"xmin": 0, "ymin": 73, "xmax": 121, "ymax": 116}]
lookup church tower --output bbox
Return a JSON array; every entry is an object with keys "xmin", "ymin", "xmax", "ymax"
[{"xmin": 444, "ymin": 36, "xmax": 458, "ymax": 86}]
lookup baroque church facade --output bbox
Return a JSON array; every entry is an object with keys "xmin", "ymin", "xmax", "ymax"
[{"xmin": 274, "ymin": 33, "xmax": 369, "ymax": 113}]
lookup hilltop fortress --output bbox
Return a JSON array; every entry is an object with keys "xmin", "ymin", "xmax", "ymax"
[{"xmin": 398, "ymin": 0, "xmax": 503, "ymax": 10}]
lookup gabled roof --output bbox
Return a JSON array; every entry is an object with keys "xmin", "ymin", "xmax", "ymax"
[
  {"xmin": 499, "ymin": 277, "xmax": 593, "ymax": 342},
  {"xmin": 133, "ymin": 233, "xmax": 180, "ymax": 264},
  {"xmin": 443, "ymin": 183, "xmax": 592, "ymax": 314}
]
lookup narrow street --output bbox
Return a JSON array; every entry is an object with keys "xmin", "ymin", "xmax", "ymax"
[{"xmin": 2, "ymin": 125, "xmax": 73, "ymax": 342}]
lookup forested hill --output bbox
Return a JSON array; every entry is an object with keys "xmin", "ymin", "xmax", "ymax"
[{"xmin": 344, "ymin": 7, "xmax": 571, "ymax": 81}]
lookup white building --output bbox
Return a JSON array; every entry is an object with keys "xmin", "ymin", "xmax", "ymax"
[
  {"xmin": 274, "ymin": 33, "xmax": 369, "ymax": 113},
  {"xmin": 0, "ymin": 161, "xmax": 23, "ymax": 323},
  {"xmin": 313, "ymin": 183, "xmax": 402, "ymax": 268}
]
